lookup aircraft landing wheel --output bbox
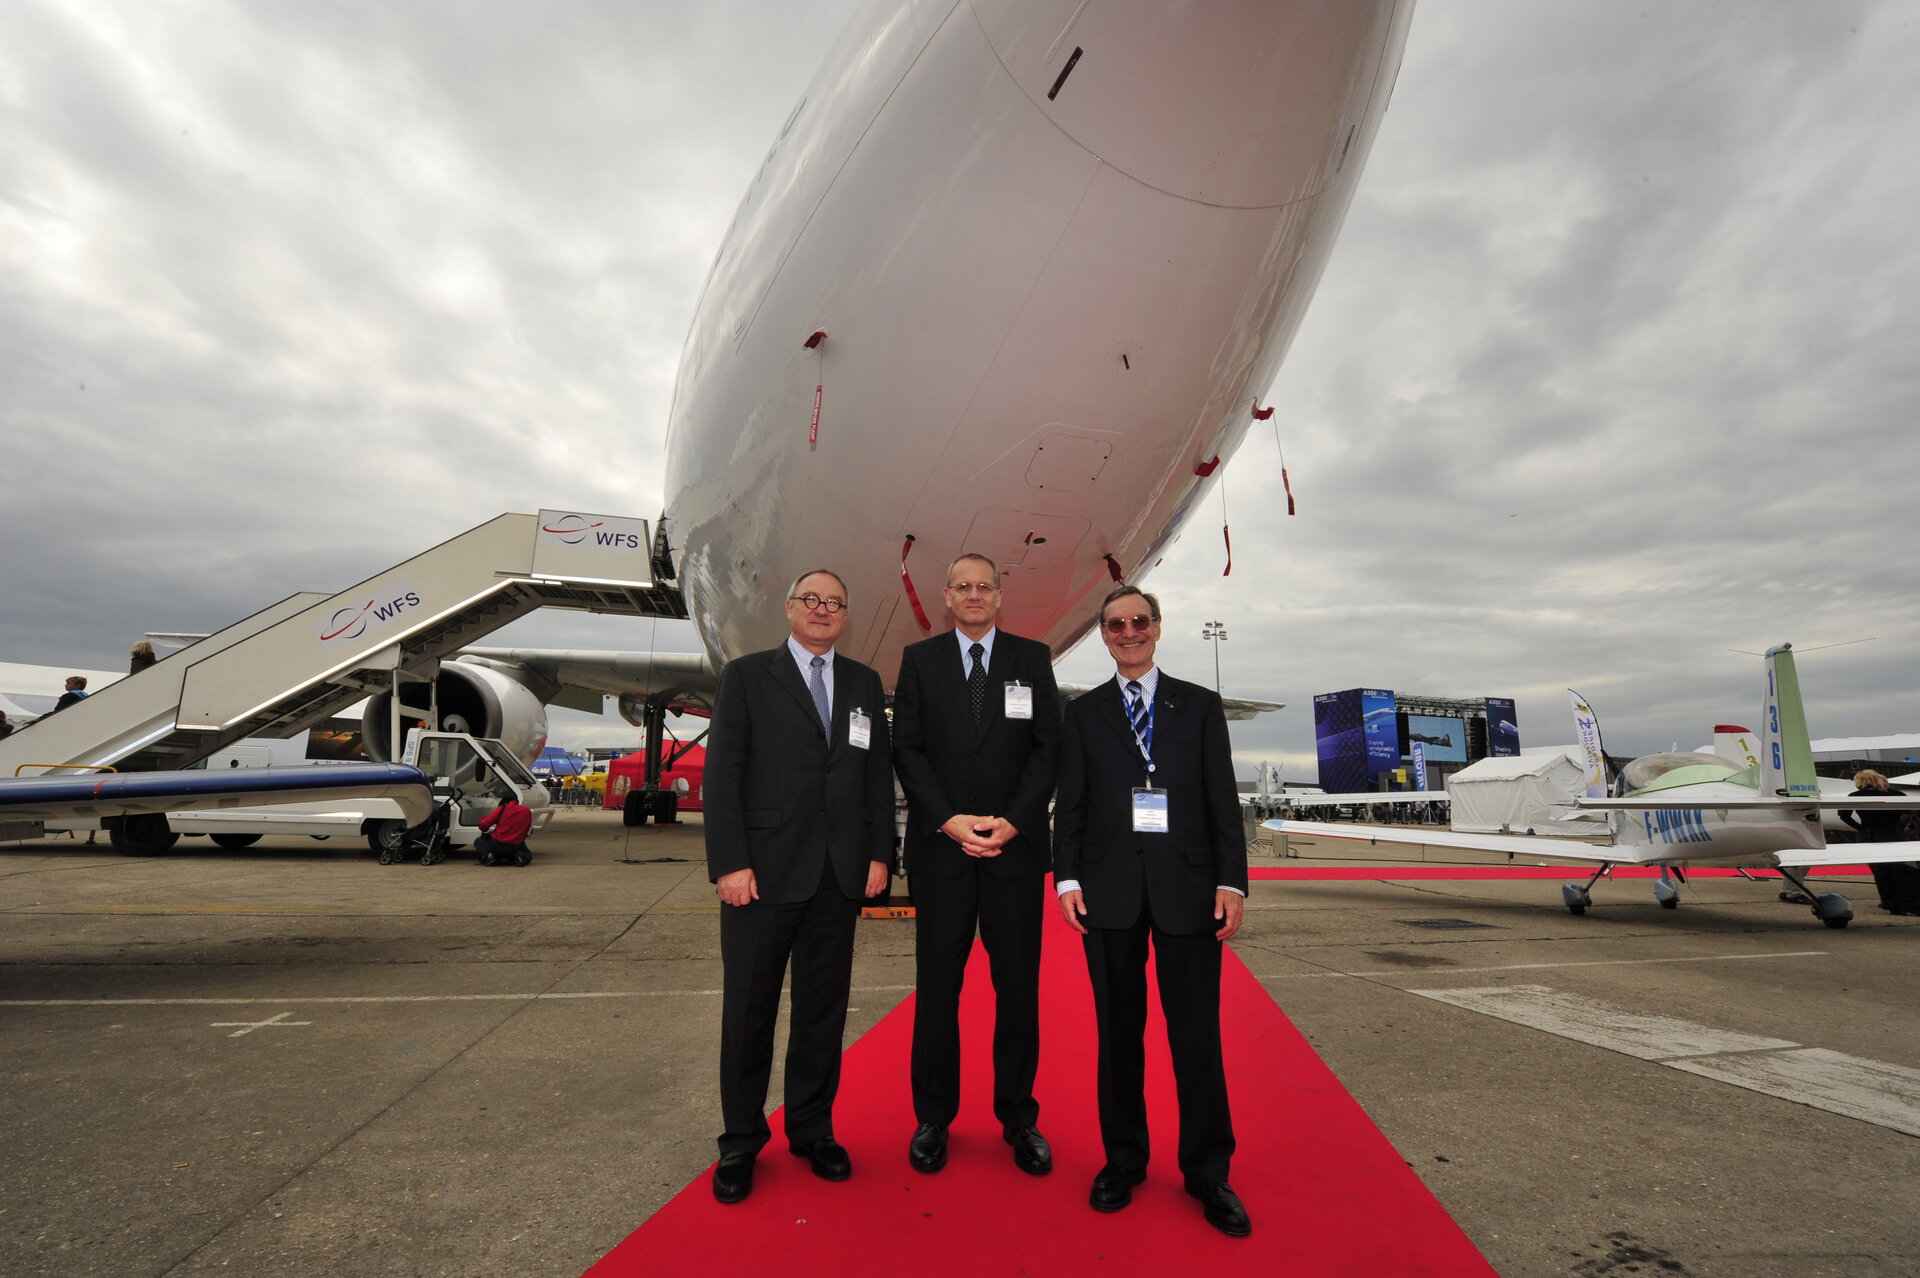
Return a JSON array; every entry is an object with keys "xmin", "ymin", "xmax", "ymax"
[
  {"xmin": 1568, "ymin": 903, "xmax": 1586, "ymax": 915},
  {"xmin": 1823, "ymin": 915, "xmax": 1850, "ymax": 929},
  {"xmin": 109, "ymin": 814, "xmax": 178, "ymax": 857},
  {"xmin": 1560, "ymin": 883, "xmax": 1592, "ymax": 915},
  {"xmin": 1659, "ymin": 896, "xmax": 1679, "ymax": 910},
  {"xmin": 210, "ymin": 833, "xmax": 261, "ymax": 850}
]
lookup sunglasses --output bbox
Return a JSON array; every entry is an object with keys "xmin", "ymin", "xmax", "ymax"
[{"xmin": 1102, "ymin": 614, "xmax": 1156, "ymax": 635}]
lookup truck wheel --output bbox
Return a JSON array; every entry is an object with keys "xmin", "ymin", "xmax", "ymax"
[
  {"xmin": 109, "ymin": 814, "xmax": 179, "ymax": 857},
  {"xmin": 210, "ymin": 833, "xmax": 262, "ymax": 850},
  {"xmin": 367, "ymin": 820, "xmax": 407, "ymax": 857}
]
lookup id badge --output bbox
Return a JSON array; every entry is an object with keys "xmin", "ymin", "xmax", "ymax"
[
  {"xmin": 848, "ymin": 708, "xmax": 872, "ymax": 750},
  {"xmin": 1004, "ymin": 682, "xmax": 1033, "ymax": 720},
  {"xmin": 1131, "ymin": 786, "xmax": 1169, "ymax": 833}
]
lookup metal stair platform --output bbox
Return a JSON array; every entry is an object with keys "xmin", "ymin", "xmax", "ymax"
[{"xmin": 0, "ymin": 511, "xmax": 681, "ymax": 777}]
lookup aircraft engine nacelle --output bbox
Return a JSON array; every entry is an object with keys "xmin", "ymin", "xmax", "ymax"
[{"xmin": 362, "ymin": 660, "xmax": 550, "ymax": 766}]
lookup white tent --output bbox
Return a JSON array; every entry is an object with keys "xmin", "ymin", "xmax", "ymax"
[{"xmin": 1447, "ymin": 748, "xmax": 1596, "ymax": 837}]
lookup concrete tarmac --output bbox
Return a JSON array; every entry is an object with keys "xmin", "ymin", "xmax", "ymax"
[{"xmin": 2, "ymin": 812, "xmax": 1916, "ymax": 1277}]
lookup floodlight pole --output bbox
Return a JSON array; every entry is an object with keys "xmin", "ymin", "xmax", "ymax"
[{"xmin": 1202, "ymin": 620, "xmax": 1227, "ymax": 696}]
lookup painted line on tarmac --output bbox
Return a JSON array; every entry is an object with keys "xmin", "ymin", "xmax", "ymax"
[
  {"xmin": 1408, "ymin": 983, "xmax": 1920, "ymax": 1138},
  {"xmin": 1257, "ymin": 950, "xmax": 1826, "ymax": 980},
  {"xmin": 0, "ymin": 984, "xmax": 918, "ymax": 1007}
]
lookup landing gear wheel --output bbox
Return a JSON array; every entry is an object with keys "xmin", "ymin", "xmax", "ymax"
[
  {"xmin": 367, "ymin": 820, "xmax": 407, "ymax": 858},
  {"xmin": 1659, "ymin": 896, "xmax": 1679, "ymax": 910},
  {"xmin": 210, "ymin": 833, "xmax": 261, "ymax": 850},
  {"xmin": 1823, "ymin": 916, "xmax": 1851, "ymax": 929},
  {"xmin": 1561, "ymin": 883, "xmax": 1592, "ymax": 916},
  {"xmin": 1813, "ymin": 892, "xmax": 1854, "ymax": 930},
  {"xmin": 109, "ymin": 813, "xmax": 179, "ymax": 856}
]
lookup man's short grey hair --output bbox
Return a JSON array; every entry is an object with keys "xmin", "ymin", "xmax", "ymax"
[
  {"xmin": 945, "ymin": 552, "xmax": 1000, "ymax": 589},
  {"xmin": 788, "ymin": 568, "xmax": 850, "ymax": 600}
]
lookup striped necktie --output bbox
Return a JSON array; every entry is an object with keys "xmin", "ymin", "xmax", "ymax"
[
  {"xmin": 1125, "ymin": 680, "xmax": 1149, "ymax": 756},
  {"xmin": 808, "ymin": 655, "xmax": 831, "ymax": 738}
]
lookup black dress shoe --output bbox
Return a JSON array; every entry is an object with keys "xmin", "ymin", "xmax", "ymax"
[
  {"xmin": 1003, "ymin": 1125, "xmax": 1053, "ymax": 1175},
  {"xmin": 712, "ymin": 1152, "xmax": 754, "ymax": 1204},
  {"xmin": 1088, "ymin": 1163, "xmax": 1145, "ymax": 1212},
  {"xmin": 908, "ymin": 1122, "xmax": 948, "ymax": 1173},
  {"xmin": 1185, "ymin": 1179, "xmax": 1251, "ymax": 1237},
  {"xmin": 790, "ymin": 1138, "xmax": 852, "ymax": 1181}
]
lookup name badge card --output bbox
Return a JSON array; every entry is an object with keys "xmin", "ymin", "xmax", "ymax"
[
  {"xmin": 1004, "ymin": 682, "xmax": 1033, "ymax": 720},
  {"xmin": 848, "ymin": 709, "xmax": 872, "ymax": 750},
  {"xmin": 1131, "ymin": 787, "xmax": 1169, "ymax": 833}
]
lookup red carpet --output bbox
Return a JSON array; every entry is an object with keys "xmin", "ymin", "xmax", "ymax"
[
  {"xmin": 1250, "ymin": 865, "xmax": 1869, "ymax": 880},
  {"xmin": 585, "ymin": 919, "xmax": 1492, "ymax": 1277}
]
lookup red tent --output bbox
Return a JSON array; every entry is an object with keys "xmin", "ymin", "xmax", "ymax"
[{"xmin": 604, "ymin": 743, "xmax": 706, "ymax": 812}]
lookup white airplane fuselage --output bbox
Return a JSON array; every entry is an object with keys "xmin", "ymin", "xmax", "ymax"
[
  {"xmin": 662, "ymin": 0, "xmax": 1413, "ymax": 678},
  {"xmin": 1608, "ymin": 790, "xmax": 1824, "ymax": 868}
]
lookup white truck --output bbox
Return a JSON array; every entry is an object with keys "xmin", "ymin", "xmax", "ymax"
[{"xmin": 147, "ymin": 729, "xmax": 552, "ymax": 856}]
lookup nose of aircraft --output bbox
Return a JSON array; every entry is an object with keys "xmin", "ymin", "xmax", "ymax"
[{"xmin": 970, "ymin": 0, "xmax": 1404, "ymax": 209}]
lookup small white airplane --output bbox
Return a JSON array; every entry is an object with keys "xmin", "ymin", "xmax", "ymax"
[{"xmin": 1266, "ymin": 644, "xmax": 1920, "ymax": 928}]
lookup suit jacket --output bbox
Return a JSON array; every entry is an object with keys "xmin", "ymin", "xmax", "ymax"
[
  {"xmin": 892, "ymin": 630, "xmax": 1061, "ymax": 878},
  {"xmin": 704, "ymin": 645, "xmax": 895, "ymax": 904},
  {"xmin": 1053, "ymin": 672, "xmax": 1247, "ymax": 934}
]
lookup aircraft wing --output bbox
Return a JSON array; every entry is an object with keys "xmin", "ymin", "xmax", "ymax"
[
  {"xmin": 467, "ymin": 651, "xmax": 1285, "ymax": 721},
  {"xmin": 1277, "ymin": 791, "xmax": 1449, "ymax": 805},
  {"xmin": 1776, "ymin": 841, "xmax": 1920, "ymax": 869},
  {"xmin": 460, "ymin": 648, "xmax": 717, "ymax": 716},
  {"xmin": 0, "ymin": 763, "xmax": 433, "ymax": 825},
  {"xmin": 1263, "ymin": 820, "xmax": 1627, "ymax": 863},
  {"xmin": 1575, "ymin": 796, "xmax": 1920, "ymax": 811},
  {"xmin": 1057, "ymin": 681, "xmax": 1282, "ymax": 721}
]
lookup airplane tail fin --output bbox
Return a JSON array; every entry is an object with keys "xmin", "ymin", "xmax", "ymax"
[
  {"xmin": 1568, "ymin": 689, "xmax": 1607, "ymax": 798},
  {"xmin": 1760, "ymin": 645, "xmax": 1820, "ymax": 800},
  {"xmin": 1713, "ymin": 724, "xmax": 1760, "ymax": 770}
]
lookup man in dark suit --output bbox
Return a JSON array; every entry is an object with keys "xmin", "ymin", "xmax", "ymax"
[
  {"xmin": 893, "ymin": 552, "xmax": 1061, "ymax": 1176},
  {"xmin": 706, "ymin": 570, "xmax": 895, "ymax": 1204},
  {"xmin": 1054, "ymin": 585, "xmax": 1251, "ymax": 1237}
]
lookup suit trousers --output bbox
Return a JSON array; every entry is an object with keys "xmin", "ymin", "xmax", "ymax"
[
  {"xmin": 1082, "ymin": 920, "xmax": 1235, "ymax": 1183},
  {"xmin": 717, "ymin": 860, "xmax": 860, "ymax": 1156},
  {"xmin": 910, "ymin": 864, "xmax": 1043, "ymax": 1130}
]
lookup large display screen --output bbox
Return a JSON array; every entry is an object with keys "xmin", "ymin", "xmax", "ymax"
[
  {"xmin": 1404, "ymin": 714, "xmax": 1467, "ymax": 763},
  {"xmin": 1313, "ymin": 690, "xmax": 1368, "ymax": 793},
  {"xmin": 1485, "ymin": 697, "xmax": 1520, "ymax": 756},
  {"xmin": 1362, "ymin": 689, "xmax": 1399, "ymax": 772}
]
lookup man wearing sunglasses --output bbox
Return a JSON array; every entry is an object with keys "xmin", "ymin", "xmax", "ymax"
[
  {"xmin": 1054, "ymin": 586, "xmax": 1250, "ymax": 1237},
  {"xmin": 892, "ymin": 553, "xmax": 1062, "ymax": 1178},
  {"xmin": 705, "ymin": 570, "xmax": 895, "ymax": 1204}
]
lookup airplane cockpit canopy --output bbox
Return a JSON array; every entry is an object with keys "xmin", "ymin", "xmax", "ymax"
[{"xmin": 1616, "ymin": 751, "xmax": 1745, "ymax": 796}]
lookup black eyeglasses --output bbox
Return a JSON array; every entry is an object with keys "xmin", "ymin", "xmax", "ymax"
[
  {"xmin": 1103, "ymin": 614, "xmax": 1155, "ymax": 634},
  {"xmin": 789, "ymin": 593, "xmax": 848, "ymax": 614}
]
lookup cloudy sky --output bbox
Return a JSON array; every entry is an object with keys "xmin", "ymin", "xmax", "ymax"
[{"xmin": 5, "ymin": 1, "xmax": 1917, "ymax": 779}]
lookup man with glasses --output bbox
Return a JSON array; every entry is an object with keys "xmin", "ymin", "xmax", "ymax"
[
  {"xmin": 892, "ymin": 553, "xmax": 1061, "ymax": 1177},
  {"xmin": 1054, "ymin": 586, "xmax": 1250, "ymax": 1237},
  {"xmin": 706, "ymin": 570, "xmax": 895, "ymax": 1204}
]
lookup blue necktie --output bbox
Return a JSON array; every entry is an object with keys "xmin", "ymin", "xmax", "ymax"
[
  {"xmin": 808, "ymin": 655, "xmax": 831, "ymax": 738},
  {"xmin": 1126, "ymin": 680, "xmax": 1150, "ymax": 756}
]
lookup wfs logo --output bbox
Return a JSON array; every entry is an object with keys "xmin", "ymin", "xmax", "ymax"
[
  {"xmin": 540, "ymin": 514, "xmax": 604, "ymax": 545},
  {"xmin": 318, "ymin": 581, "xmax": 424, "ymax": 645},
  {"xmin": 538, "ymin": 511, "xmax": 646, "ymax": 550}
]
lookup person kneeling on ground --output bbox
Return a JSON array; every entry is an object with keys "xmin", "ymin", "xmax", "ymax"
[{"xmin": 476, "ymin": 791, "xmax": 534, "ymax": 867}]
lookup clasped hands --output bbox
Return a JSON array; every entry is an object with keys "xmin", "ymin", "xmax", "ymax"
[{"xmin": 942, "ymin": 813, "xmax": 1016, "ymax": 858}]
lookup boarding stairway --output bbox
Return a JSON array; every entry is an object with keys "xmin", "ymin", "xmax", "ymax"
[{"xmin": 0, "ymin": 512, "xmax": 685, "ymax": 779}]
